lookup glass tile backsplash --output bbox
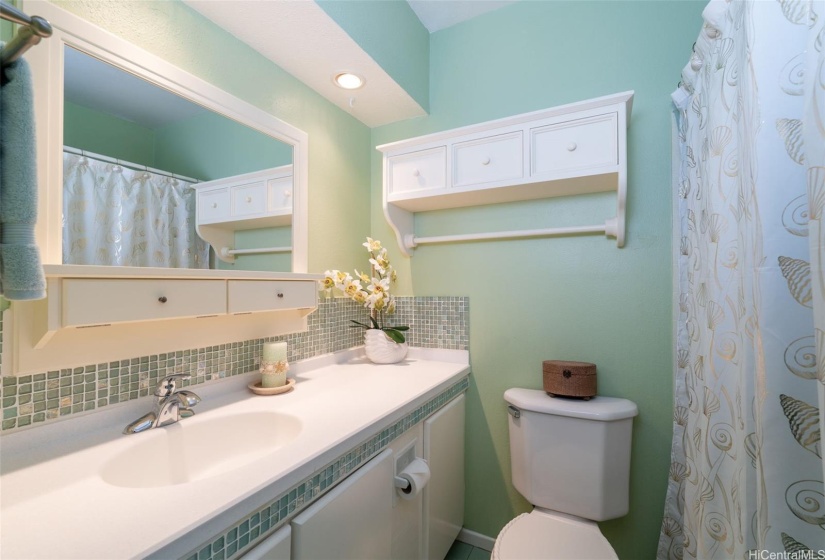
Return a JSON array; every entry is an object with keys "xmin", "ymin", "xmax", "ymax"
[{"xmin": 0, "ymin": 296, "xmax": 469, "ymax": 431}]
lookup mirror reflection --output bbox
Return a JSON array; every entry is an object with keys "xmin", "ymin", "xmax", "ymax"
[{"xmin": 62, "ymin": 46, "xmax": 294, "ymax": 271}]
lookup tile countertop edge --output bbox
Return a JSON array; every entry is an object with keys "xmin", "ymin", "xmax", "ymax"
[{"xmin": 150, "ymin": 352, "xmax": 471, "ymax": 559}]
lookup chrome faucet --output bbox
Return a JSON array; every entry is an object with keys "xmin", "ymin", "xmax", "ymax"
[{"xmin": 123, "ymin": 374, "xmax": 201, "ymax": 434}]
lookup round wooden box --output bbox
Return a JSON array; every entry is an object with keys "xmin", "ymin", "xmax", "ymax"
[{"xmin": 542, "ymin": 360, "xmax": 597, "ymax": 399}]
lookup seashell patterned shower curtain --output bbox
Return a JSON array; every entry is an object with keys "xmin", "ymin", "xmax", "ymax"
[
  {"xmin": 659, "ymin": 0, "xmax": 825, "ymax": 557},
  {"xmin": 62, "ymin": 152, "xmax": 209, "ymax": 268}
]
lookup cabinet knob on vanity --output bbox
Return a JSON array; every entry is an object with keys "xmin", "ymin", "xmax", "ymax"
[
  {"xmin": 277, "ymin": 292, "xmax": 284, "ymax": 298},
  {"xmin": 158, "ymin": 296, "xmax": 168, "ymax": 303},
  {"xmin": 246, "ymin": 196, "xmax": 253, "ymax": 203},
  {"xmin": 412, "ymin": 169, "xmax": 420, "ymax": 177},
  {"xmin": 211, "ymin": 202, "xmax": 218, "ymax": 209},
  {"xmin": 567, "ymin": 142, "xmax": 577, "ymax": 152},
  {"xmin": 481, "ymin": 156, "xmax": 491, "ymax": 166}
]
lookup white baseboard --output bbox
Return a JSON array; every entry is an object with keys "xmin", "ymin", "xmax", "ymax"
[{"xmin": 457, "ymin": 528, "xmax": 496, "ymax": 552}]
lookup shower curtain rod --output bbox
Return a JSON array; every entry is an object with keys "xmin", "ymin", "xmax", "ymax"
[
  {"xmin": 63, "ymin": 146, "xmax": 201, "ymax": 184},
  {"xmin": 0, "ymin": 1, "xmax": 52, "ymax": 67}
]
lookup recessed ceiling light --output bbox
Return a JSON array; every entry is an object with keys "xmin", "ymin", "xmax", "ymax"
[{"xmin": 333, "ymin": 72, "xmax": 365, "ymax": 90}]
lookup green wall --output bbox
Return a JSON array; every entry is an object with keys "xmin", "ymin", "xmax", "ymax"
[
  {"xmin": 54, "ymin": 0, "xmax": 371, "ymax": 276},
  {"xmin": 371, "ymin": 2, "xmax": 702, "ymax": 557},
  {"xmin": 316, "ymin": 0, "xmax": 429, "ymax": 111},
  {"xmin": 64, "ymin": 100, "xmax": 156, "ymax": 165}
]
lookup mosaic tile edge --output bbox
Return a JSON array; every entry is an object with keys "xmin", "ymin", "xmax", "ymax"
[{"xmin": 183, "ymin": 375, "xmax": 471, "ymax": 560}]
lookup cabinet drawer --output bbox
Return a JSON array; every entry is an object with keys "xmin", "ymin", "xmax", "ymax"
[
  {"xmin": 453, "ymin": 131, "xmax": 523, "ymax": 188},
  {"xmin": 199, "ymin": 188, "xmax": 230, "ymax": 224},
  {"xmin": 228, "ymin": 280, "xmax": 317, "ymax": 314},
  {"xmin": 267, "ymin": 175, "xmax": 293, "ymax": 212},
  {"xmin": 62, "ymin": 279, "xmax": 226, "ymax": 327},
  {"xmin": 388, "ymin": 147, "xmax": 446, "ymax": 195},
  {"xmin": 231, "ymin": 181, "xmax": 267, "ymax": 217},
  {"xmin": 531, "ymin": 113, "xmax": 618, "ymax": 176}
]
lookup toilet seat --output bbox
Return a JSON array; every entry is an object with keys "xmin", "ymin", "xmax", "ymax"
[{"xmin": 492, "ymin": 509, "xmax": 618, "ymax": 560}]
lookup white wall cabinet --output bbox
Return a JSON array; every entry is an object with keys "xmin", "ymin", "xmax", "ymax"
[
  {"xmin": 4, "ymin": 266, "xmax": 321, "ymax": 376},
  {"xmin": 291, "ymin": 449, "xmax": 394, "ymax": 560},
  {"xmin": 378, "ymin": 92, "xmax": 633, "ymax": 255},
  {"xmin": 424, "ymin": 394, "xmax": 466, "ymax": 560},
  {"xmin": 192, "ymin": 165, "xmax": 293, "ymax": 263}
]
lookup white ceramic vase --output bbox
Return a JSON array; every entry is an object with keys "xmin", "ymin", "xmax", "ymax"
[{"xmin": 364, "ymin": 329, "xmax": 408, "ymax": 364}]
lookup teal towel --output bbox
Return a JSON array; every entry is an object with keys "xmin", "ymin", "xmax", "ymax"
[{"xmin": 0, "ymin": 53, "xmax": 47, "ymax": 301}]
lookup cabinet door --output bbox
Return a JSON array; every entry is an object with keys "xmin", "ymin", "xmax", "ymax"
[
  {"xmin": 240, "ymin": 525, "xmax": 290, "ymax": 560},
  {"xmin": 267, "ymin": 175, "xmax": 293, "ymax": 213},
  {"xmin": 388, "ymin": 147, "xmax": 447, "ymax": 195},
  {"xmin": 291, "ymin": 450, "xmax": 393, "ymax": 560},
  {"xmin": 452, "ymin": 131, "xmax": 523, "ymax": 188},
  {"xmin": 62, "ymin": 279, "xmax": 226, "ymax": 327},
  {"xmin": 424, "ymin": 394, "xmax": 465, "ymax": 560},
  {"xmin": 530, "ymin": 113, "xmax": 618, "ymax": 177},
  {"xmin": 198, "ymin": 188, "xmax": 231, "ymax": 224},
  {"xmin": 227, "ymin": 280, "xmax": 317, "ymax": 314},
  {"xmin": 231, "ymin": 181, "xmax": 268, "ymax": 218}
]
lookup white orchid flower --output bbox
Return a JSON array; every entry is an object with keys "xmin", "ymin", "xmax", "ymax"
[
  {"xmin": 334, "ymin": 270, "xmax": 352, "ymax": 288},
  {"xmin": 343, "ymin": 278, "xmax": 362, "ymax": 297},
  {"xmin": 368, "ymin": 258, "xmax": 386, "ymax": 276},
  {"xmin": 387, "ymin": 297, "xmax": 396, "ymax": 314},
  {"xmin": 369, "ymin": 276, "xmax": 390, "ymax": 295},
  {"xmin": 322, "ymin": 271, "xmax": 336, "ymax": 292},
  {"xmin": 354, "ymin": 269, "xmax": 370, "ymax": 283},
  {"xmin": 363, "ymin": 237, "xmax": 382, "ymax": 252}
]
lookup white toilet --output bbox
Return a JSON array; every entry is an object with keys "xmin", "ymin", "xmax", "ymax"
[{"xmin": 493, "ymin": 388, "xmax": 639, "ymax": 560}]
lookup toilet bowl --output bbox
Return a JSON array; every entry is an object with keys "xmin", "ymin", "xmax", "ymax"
[
  {"xmin": 492, "ymin": 509, "xmax": 617, "ymax": 560},
  {"xmin": 495, "ymin": 388, "xmax": 637, "ymax": 560}
]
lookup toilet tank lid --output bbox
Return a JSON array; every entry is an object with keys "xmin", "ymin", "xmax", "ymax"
[{"xmin": 504, "ymin": 388, "xmax": 638, "ymax": 421}]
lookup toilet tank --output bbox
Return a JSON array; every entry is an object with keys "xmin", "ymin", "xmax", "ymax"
[{"xmin": 504, "ymin": 388, "xmax": 638, "ymax": 522}]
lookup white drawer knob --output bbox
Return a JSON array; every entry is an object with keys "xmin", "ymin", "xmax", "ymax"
[
  {"xmin": 412, "ymin": 169, "xmax": 420, "ymax": 177},
  {"xmin": 211, "ymin": 202, "xmax": 218, "ymax": 209},
  {"xmin": 284, "ymin": 190, "xmax": 292, "ymax": 197},
  {"xmin": 567, "ymin": 142, "xmax": 577, "ymax": 152},
  {"xmin": 246, "ymin": 196, "xmax": 252, "ymax": 203},
  {"xmin": 481, "ymin": 156, "xmax": 491, "ymax": 166}
]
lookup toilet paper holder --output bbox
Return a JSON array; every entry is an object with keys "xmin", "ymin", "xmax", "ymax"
[{"xmin": 394, "ymin": 475, "xmax": 413, "ymax": 493}]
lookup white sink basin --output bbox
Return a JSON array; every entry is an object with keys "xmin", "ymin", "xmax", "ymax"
[{"xmin": 100, "ymin": 412, "xmax": 302, "ymax": 488}]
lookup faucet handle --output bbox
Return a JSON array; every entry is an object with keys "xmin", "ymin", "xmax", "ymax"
[{"xmin": 154, "ymin": 374, "xmax": 191, "ymax": 398}]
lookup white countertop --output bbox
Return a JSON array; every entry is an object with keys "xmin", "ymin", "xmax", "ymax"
[{"xmin": 0, "ymin": 347, "xmax": 470, "ymax": 560}]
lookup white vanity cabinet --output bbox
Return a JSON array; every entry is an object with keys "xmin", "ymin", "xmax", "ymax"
[
  {"xmin": 378, "ymin": 91, "xmax": 634, "ymax": 255},
  {"xmin": 424, "ymin": 394, "xmax": 466, "ymax": 560},
  {"xmin": 240, "ymin": 526, "xmax": 291, "ymax": 560},
  {"xmin": 291, "ymin": 450, "xmax": 394, "ymax": 560}
]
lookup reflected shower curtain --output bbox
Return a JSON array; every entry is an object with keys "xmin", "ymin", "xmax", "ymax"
[
  {"xmin": 63, "ymin": 152, "xmax": 209, "ymax": 268},
  {"xmin": 659, "ymin": 0, "xmax": 825, "ymax": 557}
]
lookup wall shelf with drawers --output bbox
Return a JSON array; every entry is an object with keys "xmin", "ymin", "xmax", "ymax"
[
  {"xmin": 3, "ymin": 265, "xmax": 322, "ymax": 376},
  {"xmin": 192, "ymin": 165, "xmax": 293, "ymax": 263},
  {"xmin": 377, "ymin": 91, "xmax": 634, "ymax": 256}
]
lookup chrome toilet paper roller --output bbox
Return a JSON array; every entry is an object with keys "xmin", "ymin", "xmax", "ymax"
[{"xmin": 394, "ymin": 458, "xmax": 430, "ymax": 500}]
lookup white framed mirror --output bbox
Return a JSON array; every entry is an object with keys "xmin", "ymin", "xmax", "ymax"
[{"xmin": 23, "ymin": 0, "xmax": 309, "ymax": 273}]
